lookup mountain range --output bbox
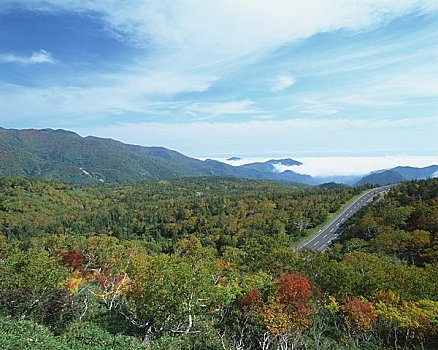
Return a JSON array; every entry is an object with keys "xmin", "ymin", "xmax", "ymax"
[
  {"xmin": 0, "ymin": 127, "xmax": 437, "ymax": 186},
  {"xmin": 355, "ymin": 170, "xmax": 408, "ymax": 187}
]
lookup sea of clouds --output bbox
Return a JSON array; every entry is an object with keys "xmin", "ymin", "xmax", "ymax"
[{"xmin": 214, "ymin": 156, "xmax": 438, "ymax": 178}]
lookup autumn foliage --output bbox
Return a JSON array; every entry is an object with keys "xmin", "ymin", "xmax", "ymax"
[
  {"xmin": 259, "ymin": 274, "xmax": 313, "ymax": 335},
  {"xmin": 343, "ymin": 297, "xmax": 377, "ymax": 332},
  {"xmin": 239, "ymin": 288, "xmax": 262, "ymax": 314},
  {"xmin": 60, "ymin": 248, "xmax": 84, "ymax": 270},
  {"xmin": 275, "ymin": 274, "xmax": 312, "ymax": 307},
  {"xmin": 1, "ymin": 177, "xmax": 438, "ymax": 349}
]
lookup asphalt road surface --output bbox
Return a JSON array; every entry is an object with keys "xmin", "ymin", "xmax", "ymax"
[{"xmin": 296, "ymin": 185, "xmax": 392, "ymax": 251}]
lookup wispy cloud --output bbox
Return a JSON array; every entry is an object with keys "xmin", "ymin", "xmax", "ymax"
[
  {"xmin": 185, "ymin": 99, "xmax": 264, "ymax": 119},
  {"xmin": 73, "ymin": 116, "xmax": 438, "ymax": 158},
  {"xmin": 1, "ymin": 1, "xmax": 437, "ymax": 157},
  {"xmin": 0, "ymin": 68, "xmax": 218, "ymax": 121},
  {"xmin": 0, "ymin": 49, "xmax": 55, "ymax": 64},
  {"xmin": 271, "ymin": 74, "xmax": 295, "ymax": 92},
  {"xmin": 4, "ymin": 1, "xmax": 436, "ymax": 56},
  {"xmin": 289, "ymin": 97, "xmax": 338, "ymax": 116}
]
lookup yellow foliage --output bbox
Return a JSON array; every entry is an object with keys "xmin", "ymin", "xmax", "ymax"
[
  {"xmin": 260, "ymin": 297, "xmax": 311, "ymax": 335},
  {"xmin": 63, "ymin": 271, "xmax": 85, "ymax": 293},
  {"xmin": 261, "ymin": 299, "xmax": 296, "ymax": 335},
  {"xmin": 373, "ymin": 290, "xmax": 400, "ymax": 305},
  {"xmin": 373, "ymin": 290, "xmax": 438, "ymax": 339},
  {"xmin": 326, "ymin": 295, "xmax": 341, "ymax": 313}
]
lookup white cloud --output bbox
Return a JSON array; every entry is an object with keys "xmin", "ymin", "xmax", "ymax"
[
  {"xmin": 271, "ymin": 74, "xmax": 295, "ymax": 92},
  {"xmin": 185, "ymin": 99, "xmax": 263, "ymax": 118},
  {"xmin": 0, "ymin": 49, "xmax": 55, "ymax": 64},
  {"xmin": 335, "ymin": 66, "xmax": 438, "ymax": 108},
  {"xmin": 273, "ymin": 156, "xmax": 438, "ymax": 177},
  {"xmin": 4, "ymin": 1, "xmax": 437, "ymax": 56},
  {"xmin": 0, "ymin": 69, "xmax": 218, "ymax": 118},
  {"xmin": 72, "ymin": 116, "xmax": 438, "ymax": 159},
  {"xmin": 1, "ymin": 1, "xmax": 436, "ymax": 120},
  {"xmin": 218, "ymin": 155, "xmax": 438, "ymax": 177},
  {"xmin": 290, "ymin": 97, "xmax": 338, "ymax": 116},
  {"xmin": 1, "ymin": 0, "xmax": 437, "ymax": 136}
]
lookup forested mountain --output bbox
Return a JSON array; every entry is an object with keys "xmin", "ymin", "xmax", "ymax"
[
  {"xmin": 0, "ymin": 128, "xmax": 189, "ymax": 183},
  {"xmin": 0, "ymin": 128, "xmax": 309, "ymax": 185},
  {"xmin": 1, "ymin": 128, "xmax": 437, "ymax": 187},
  {"xmin": 392, "ymin": 165, "xmax": 438, "ymax": 180},
  {"xmin": 126, "ymin": 145, "xmax": 265, "ymax": 179},
  {"xmin": 354, "ymin": 166, "xmax": 438, "ymax": 186},
  {"xmin": 238, "ymin": 158, "xmax": 302, "ymax": 173},
  {"xmin": 1, "ymin": 176, "xmax": 437, "ymax": 349},
  {"xmin": 355, "ymin": 169, "xmax": 407, "ymax": 186}
]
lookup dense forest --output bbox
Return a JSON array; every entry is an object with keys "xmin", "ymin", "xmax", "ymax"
[{"xmin": 0, "ymin": 176, "xmax": 437, "ymax": 349}]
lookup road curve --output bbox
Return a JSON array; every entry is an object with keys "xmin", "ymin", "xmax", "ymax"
[{"xmin": 296, "ymin": 185, "xmax": 392, "ymax": 251}]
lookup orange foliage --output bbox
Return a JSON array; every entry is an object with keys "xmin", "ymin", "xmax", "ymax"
[
  {"xmin": 239, "ymin": 288, "xmax": 262, "ymax": 314},
  {"xmin": 276, "ymin": 274, "xmax": 312, "ymax": 307},
  {"xmin": 343, "ymin": 297, "xmax": 377, "ymax": 332},
  {"xmin": 261, "ymin": 274, "xmax": 313, "ymax": 335}
]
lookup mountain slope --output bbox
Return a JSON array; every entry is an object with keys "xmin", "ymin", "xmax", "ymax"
[
  {"xmin": 354, "ymin": 165, "xmax": 438, "ymax": 187},
  {"xmin": 392, "ymin": 165, "xmax": 438, "ymax": 180},
  {"xmin": 0, "ymin": 128, "xmax": 191, "ymax": 184},
  {"xmin": 126, "ymin": 145, "xmax": 267, "ymax": 179},
  {"xmin": 237, "ymin": 158, "xmax": 315, "ymax": 184},
  {"xmin": 0, "ymin": 128, "xmax": 307, "ymax": 185},
  {"xmin": 355, "ymin": 170, "xmax": 406, "ymax": 186},
  {"xmin": 3, "ymin": 127, "xmax": 435, "ymax": 186}
]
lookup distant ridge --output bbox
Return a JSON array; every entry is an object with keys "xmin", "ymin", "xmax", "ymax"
[
  {"xmin": 355, "ymin": 170, "xmax": 406, "ymax": 186},
  {"xmin": 392, "ymin": 165, "xmax": 438, "ymax": 180},
  {"xmin": 0, "ymin": 128, "xmax": 307, "ymax": 185},
  {"xmin": 1, "ymin": 127, "xmax": 436, "ymax": 186},
  {"xmin": 354, "ymin": 165, "xmax": 438, "ymax": 186}
]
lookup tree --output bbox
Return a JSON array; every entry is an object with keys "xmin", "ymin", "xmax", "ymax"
[
  {"xmin": 125, "ymin": 237, "xmax": 232, "ymax": 345},
  {"xmin": 343, "ymin": 297, "xmax": 376, "ymax": 333},
  {"xmin": 261, "ymin": 274, "xmax": 313, "ymax": 335}
]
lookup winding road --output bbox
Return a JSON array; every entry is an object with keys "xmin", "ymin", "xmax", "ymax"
[{"xmin": 296, "ymin": 185, "xmax": 392, "ymax": 251}]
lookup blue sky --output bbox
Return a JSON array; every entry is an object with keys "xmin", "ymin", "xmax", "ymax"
[{"xmin": 0, "ymin": 0, "xmax": 437, "ymax": 159}]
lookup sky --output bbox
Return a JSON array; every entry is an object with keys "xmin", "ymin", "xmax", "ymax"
[{"xmin": 0, "ymin": 1, "xmax": 437, "ymax": 171}]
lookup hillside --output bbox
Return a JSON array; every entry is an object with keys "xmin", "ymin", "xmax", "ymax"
[
  {"xmin": 0, "ymin": 176, "xmax": 437, "ymax": 349},
  {"xmin": 392, "ymin": 165, "xmax": 438, "ymax": 180},
  {"xmin": 0, "ymin": 128, "xmax": 309, "ymax": 185},
  {"xmin": 0, "ymin": 128, "xmax": 190, "ymax": 184},
  {"xmin": 1, "ymin": 128, "xmax": 437, "ymax": 187},
  {"xmin": 355, "ymin": 169, "xmax": 406, "ymax": 186},
  {"xmin": 0, "ymin": 175, "xmax": 355, "ymax": 242}
]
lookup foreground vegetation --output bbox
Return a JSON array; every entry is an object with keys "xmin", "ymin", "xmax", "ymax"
[{"xmin": 0, "ymin": 176, "xmax": 437, "ymax": 349}]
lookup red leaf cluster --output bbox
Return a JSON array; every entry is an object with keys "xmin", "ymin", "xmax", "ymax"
[
  {"xmin": 343, "ymin": 297, "xmax": 377, "ymax": 332},
  {"xmin": 238, "ymin": 288, "xmax": 262, "ymax": 314},
  {"xmin": 60, "ymin": 248, "xmax": 84, "ymax": 270},
  {"xmin": 275, "ymin": 274, "xmax": 312, "ymax": 307}
]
